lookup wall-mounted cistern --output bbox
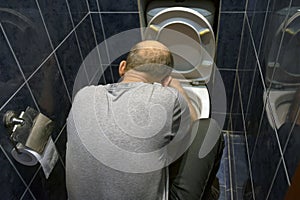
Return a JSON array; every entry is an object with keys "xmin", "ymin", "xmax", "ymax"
[{"xmin": 2, "ymin": 107, "xmax": 59, "ymax": 179}]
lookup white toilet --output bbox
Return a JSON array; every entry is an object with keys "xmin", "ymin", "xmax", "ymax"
[
  {"xmin": 264, "ymin": 7, "xmax": 300, "ymax": 129},
  {"xmin": 142, "ymin": 5, "xmax": 217, "ymax": 120}
]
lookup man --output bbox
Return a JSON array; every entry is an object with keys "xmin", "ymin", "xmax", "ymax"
[{"xmin": 66, "ymin": 40, "xmax": 197, "ymax": 200}]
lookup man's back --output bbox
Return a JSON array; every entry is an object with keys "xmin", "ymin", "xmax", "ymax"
[{"xmin": 66, "ymin": 82, "xmax": 189, "ymax": 200}]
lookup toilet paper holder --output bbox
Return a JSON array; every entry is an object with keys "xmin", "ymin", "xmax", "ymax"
[
  {"xmin": 3, "ymin": 107, "xmax": 54, "ymax": 161},
  {"xmin": 3, "ymin": 107, "xmax": 59, "ymax": 178}
]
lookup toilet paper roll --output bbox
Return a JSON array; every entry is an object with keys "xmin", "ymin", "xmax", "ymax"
[
  {"xmin": 11, "ymin": 143, "xmax": 39, "ymax": 166},
  {"xmin": 11, "ymin": 137, "xmax": 59, "ymax": 179}
]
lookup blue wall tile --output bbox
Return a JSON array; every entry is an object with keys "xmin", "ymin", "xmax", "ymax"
[
  {"xmin": 247, "ymin": 0, "xmax": 270, "ymax": 12},
  {"xmin": 27, "ymin": 55, "xmax": 71, "ymax": 140},
  {"xmin": 29, "ymin": 161, "xmax": 67, "ymax": 200},
  {"xmin": 75, "ymin": 16, "xmax": 98, "ymax": 64},
  {"xmin": 277, "ymin": 123, "xmax": 300, "ymax": 179},
  {"xmin": 250, "ymin": 119, "xmax": 282, "ymax": 200},
  {"xmin": 244, "ymin": 68, "xmax": 265, "ymax": 133},
  {"xmin": 231, "ymin": 114, "xmax": 245, "ymax": 132},
  {"xmin": 56, "ymin": 33, "xmax": 87, "ymax": 96},
  {"xmin": 271, "ymin": 0, "xmax": 295, "ymax": 11},
  {"xmin": 66, "ymin": 0, "xmax": 88, "ymax": 26},
  {"xmin": 238, "ymin": 22, "xmax": 257, "ymax": 70},
  {"xmin": 221, "ymin": 0, "xmax": 246, "ymax": 11},
  {"xmin": 238, "ymin": 70, "xmax": 256, "ymax": 112},
  {"xmin": 90, "ymin": 14, "xmax": 105, "ymax": 44},
  {"xmin": 37, "ymin": 0, "xmax": 73, "ymax": 48},
  {"xmin": 216, "ymin": 13, "xmax": 244, "ymax": 69},
  {"xmin": 87, "ymin": 0, "xmax": 98, "ymax": 11},
  {"xmin": 55, "ymin": 127, "xmax": 67, "ymax": 165},
  {"xmin": 267, "ymin": 164, "xmax": 290, "ymax": 200},
  {"xmin": 0, "ymin": 148, "xmax": 27, "ymax": 200},
  {"xmin": 20, "ymin": 190, "xmax": 35, "ymax": 200},
  {"xmin": 218, "ymin": 70, "xmax": 237, "ymax": 113},
  {"xmin": 0, "ymin": 30, "xmax": 24, "ymax": 106},
  {"xmin": 247, "ymin": 12, "xmax": 269, "ymax": 52},
  {"xmin": 101, "ymin": 13, "xmax": 140, "ymax": 38},
  {"xmin": 1, "ymin": 10, "xmax": 52, "ymax": 78},
  {"xmin": 0, "ymin": 0, "xmax": 89, "ymax": 199},
  {"xmin": 101, "ymin": 13, "xmax": 141, "ymax": 66},
  {"xmin": 90, "ymin": 14, "xmax": 109, "ymax": 65},
  {"xmin": 98, "ymin": 0, "xmax": 138, "ymax": 11},
  {"xmin": 0, "ymin": 0, "xmax": 37, "ymax": 10}
]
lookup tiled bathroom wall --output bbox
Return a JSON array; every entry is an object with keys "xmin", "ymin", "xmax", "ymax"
[
  {"xmin": 1, "ymin": 0, "xmax": 299, "ymax": 199},
  {"xmin": 0, "ymin": 0, "xmax": 140, "ymax": 199},
  {"xmin": 218, "ymin": 0, "xmax": 300, "ymax": 199}
]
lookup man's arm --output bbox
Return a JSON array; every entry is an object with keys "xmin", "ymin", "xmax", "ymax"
[{"xmin": 164, "ymin": 77, "xmax": 197, "ymax": 122}]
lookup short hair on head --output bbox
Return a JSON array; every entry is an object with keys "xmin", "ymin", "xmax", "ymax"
[{"xmin": 125, "ymin": 40, "xmax": 174, "ymax": 78}]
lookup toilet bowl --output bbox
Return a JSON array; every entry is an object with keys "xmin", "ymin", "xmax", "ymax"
[
  {"xmin": 264, "ymin": 7, "xmax": 300, "ymax": 129},
  {"xmin": 143, "ymin": 6, "xmax": 216, "ymax": 119},
  {"xmin": 264, "ymin": 90, "xmax": 296, "ymax": 129}
]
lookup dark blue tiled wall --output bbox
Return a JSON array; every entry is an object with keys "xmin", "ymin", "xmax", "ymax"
[
  {"xmin": 2, "ymin": 0, "xmax": 298, "ymax": 199},
  {"xmin": 217, "ymin": 0, "xmax": 300, "ymax": 199},
  {"xmin": 1, "ymin": 1, "xmax": 86, "ymax": 199},
  {"xmin": 214, "ymin": 0, "xmax": 299, "ymax": 199},
  {"xmin": 0, "ymin": 0, "xmax": 141, "ymax": 199}
]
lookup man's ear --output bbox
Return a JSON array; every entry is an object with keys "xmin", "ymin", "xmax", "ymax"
[{"xmin": 119, "ymin": 60, "xmax": 127, "ymax": 76}]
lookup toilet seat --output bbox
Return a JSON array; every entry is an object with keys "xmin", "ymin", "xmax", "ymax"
[
  {"xmin": 144, "ymin": 7, "xmax": 215, "ymax": 83},
  {"xmin": 143, "ymin": 7, "xmax": 216, "ymax": 119}
]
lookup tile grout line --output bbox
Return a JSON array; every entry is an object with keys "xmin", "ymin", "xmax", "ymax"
[
  {"xmin": 265, "ymin": 105, "xmax": 299, "ymax": 200},
  {"xmin": 234, "ymin": 0, "xmax": 257, "ymax": 197},
  {"xmin": 65, "ymin": 0, "xmax": 90, "ymax": 88},
  {"xmin": 24, "ymin": 12, "xmax": 90, "ymax": 85},
  {"xmin": 0, "ymin": 81, "xmax": 26, "ymax": 112},
  {"xmin": 227, "ymin": 8, "xmax": 247, "ymax": 133},
  {"xmin": 264, "ymin": 100, "xmax": 291, "ymax": 187},
  {"xmin": 19, "ymin": 180, "xmax": 37, "ymax": 200},
  {"xmin": 249, "ymin": 100, "xmax": 268, "ymax": 162},
  {"xmin": 20, "ymin": 165, "xmax": 42, "ymax": 200},
  {"xmin": 21, "ymin": 123, "xmax": 67, "ymax": 199},
  {"xmin": 243, "ymin": 0, "xmax": 264, "ymax": 118},
  {"xmin": 89, "ymin": 11, "xmax": 139, "ymax": 14},
  {"xmin": 245, "ymin": 16, "xmax": 266, "ymax": 91},
  {"xmin": 244, "ymin": 0, "xmax": 272, "ymax": 181},
  {"xmin": 95, "ymin": 0, "xmax": 116, "ymax": 83},
  {"xmin": 236, "ymin": 72, "xmax": 256, "ymax": 200},
  {"xmin": 0, "ymin": 145, "xmax": 36, "ymax": 200},
  {"xmin": 220, "ymin": 11, "xmax": 247, "ymax": 14},
  {"xmin": 35, "ymin": 0, "xmax": 72, "ymax": 102},
  {"xmin": 245, "ymin": 0, "xmax": 271, "ymax": 116},
  {"xmin": 85, "ymin": 0, "xmax": 107, "ymax": 84},
  {"xmin": 0, "ymin": 23, "xmax": 41, "ymax": 113},
  {"xmin": 265, "ymin": 158, "xmax": 286, "ymax": 200},
  {"xmin": 266, "ymin": 111, "xmax": 299, "ymax": 200}
]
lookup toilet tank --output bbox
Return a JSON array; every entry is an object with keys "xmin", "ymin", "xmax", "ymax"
[{"xmin": 146, "ymin": 0, "xmax": 216, "ymax": 26}]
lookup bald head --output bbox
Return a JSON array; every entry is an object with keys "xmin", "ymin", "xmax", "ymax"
[
  {"xmin": 124, "ymin": 40, "xmax": 174, "ymax": 78},
  {"xmin": 134, "ymin": 40, "xmax": 170, "ymax": 51}
]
